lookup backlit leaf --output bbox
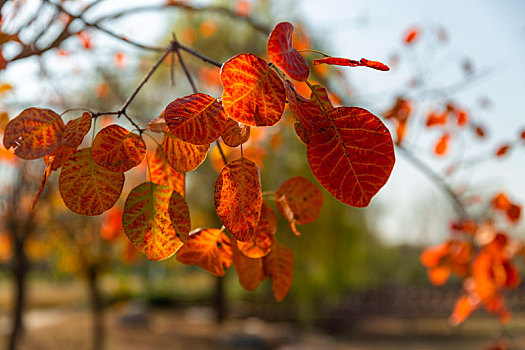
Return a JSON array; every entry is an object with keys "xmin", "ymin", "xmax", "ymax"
[
  {"xmin": 45, "ymin": 145, "xmax": 76, "ymax": 171},
  {"xmin": 162, "ymin": 133, "xmax": 209, "ymax": 173},
  {"xmin": 284, "ymin": 80, "xmax": 320, "ymax": 134},
  {"xmin": 62, "ymin": 112, "xmax": 92, "ymax": 148},
  {"xmin": 221, "ymin": 118, "xmax": 250, "ymax": 147},
  {"xmin": 3, "ymin": 107, "xmax": 64, "ymax": 159},
  {"xmin": 232, "ymin": 239, "xmax": 266, "ymax": 290},
  {"xmin": 176, "ymin": 228, "xmax": 232, "ymax": 276},
  {"xmin": 122, "ymin": 182, "xmax": 187, "ymax": 261},
  {"xmin": 263, "ymin": 241, "xmax": 294, "ymax": 302},
  {"xmin": 165, "ymin": 93, "xmax": 228, "ymax": 145},
  {"xmin": 313, "ymin": 57, "xmax": 390, "ymax": 71},
  {"xmin": 214, "ymin": 157, "xmax": 263, "ymax": 242},
  {"xmin": 238, "ymin": 202, "xmax": 276, "ymax": 258},
  {"xmin": 267, "ymin": 22, "xmax": 309, "ymax": 81},
  {"xmin": 32, "ymin": 161, "xmax": 52, "ymax": 209},
  {"xmin": 147, "ymin": 146, "xmax": 185, "ymax": 197},
  {"xmin": 59, "ymin": 148, "xmax": 124, "ymax": 216},
  {"xmin": 168, "ymin": 191, "xmax": 191, "ymax": 242},
  {"xmin": 92, "ymin": 124, "xmax": 146, "ymax": 172},
  {"xmin": 275, "ymin": 176, "xmax": 323, "ymax": 232},
  {"xmin": 307, "ymin": 107, "xmax": 395, "ymax": 207},
  {"xmin": 221, "ymin": 53, "xmax": 285, "ymax": 127},
  {"xmin": 148, "ymin": 110, "xmax": 167, "ymax": 133}
]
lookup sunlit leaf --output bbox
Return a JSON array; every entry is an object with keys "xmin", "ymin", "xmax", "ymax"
[
  {"xmin": 45, "ymin": 145, "xmax": 76, "ymax": 171},
  {"xmin": 238, "ymin": 202, "xmax": 276, "ymax": 258},
  {"xmin": 162, "ymin": 133, "xmax": 209, "ymax": 173},
  {"xmin": 263, "ymin": 241, "xmax": 294, "ymax": 302},
  {"xmin": 267, "ymin": 22, "xmax": 309, "ymax": 81},
  {"xmin": 62, "ymin": 112, "xmax": 92, "ymax": 148},
  {"xmin": 221, "ymin": 118, "xmax": 250, "ymax": 147},
  {"xmin": 449, "ymin": 295, "xmax": 478, "ymax": 325},
  {"xmin": 32, "ymin": 161, "xmax": 53, "ymax": 209},
  {"xmin": 404, "ymin": 27, "xmax": 419, "ymax": 44},
  {"xmin": 122, "ymin": 182, "xmax": 188, "ymax": 261},
  {"xmin": 221, "ymin": 53, "xmax": 285, "ymax": 127},
  {"xmin": 176, "ymin": 228, "xmax": 232, "ymax": 276},
  {"xmin": 214, "ymin": 157, "xmax": 262, "ymax": 242},
  {"xmin": 168, "ymin": 191, "xmax": 191, "ymax": 242},
  {"xmin": 92, "ymin": 124, "xmax": 146, "ymax": 172},
  {"xmin": 232, "ymin": 239, "xmax": 266, "ymax": 290},
  {"xmin": 313, "ymin": 57, "xmax": 390, "ymax": 71},
  {"xmin": 434, "ymin": 133, "xmax": 450, "ymax": 156},
  {"xmin": 59, "ymin": 148, "xmax": 124, "ymax": 216},
  {"xmin": 147, "ymin": 146, "xmax": 185, "ymax": 197},
  {"xmin": 165, "ymin": 93, "xmax": 228, "ymax": 145},
  {"xmin": 148, "ymin": 110, "xmax": 167, "ymax": 133},
  {"xmin": 3, "ymin": 107, "xmax": 64, "ymax": 159}
]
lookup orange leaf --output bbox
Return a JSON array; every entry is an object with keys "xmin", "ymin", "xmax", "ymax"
[
  {"xmin": 101, "ymin": 207, "xmax": 123, "ymax": 242},
  {"xmin": 176, "ymin": 228, "xmax": 232, "ymax": 276},
  {"xmin": 495, "ymin": 144, "xmax": 510, "ymax": 158},
  {"xmin": 162, "ymin": 133, "xmax": 209, "ymax": 173},
  {"xmin": 234, "ymin": 0, "xmax": 252, "ymax": 17},
  {"xmin": 267, "ymin": 22, "xmax": 309, "ymax": 81},
  {"xmin": 3, "ymin": 108, "xmax": 64, "ymax": 159},
  {"xmin": 32, "ymin": 161, "xmax": 52, "ymax": 209},
  {"xmin": 359, "ymin": 58, "xmax": 390, "ymax": 71},
  {"xmin": 404, "ymin": 27, "xmax": 419, "ymax": 44},
  {"xmin": 492, "ymin": 193, "xmax": 511, "ymax": 211},
  {"xmin": 168, "ymin": 192, "xmax": 191, "ymax": 243},
  {"xmin": 449, "ymin": 295, "xmax": 478, "ymax": 325},
  {"xmin": 59, "ymin": 148, "xmax": 124, "ymax": 216},
  {"xmin": 92, "ymin": 125, "xmax": 146, "ymax": 172},
  {"xmin": 275, "ymin": 176, "xmax": 323, "ymax": 232},
  {"xmin": 164, "ymin": 93, "xmax": 228, "ymax": 145},
  {"xmin": 434, "ymin": 133, "xmax": 450, "ymax": 156},
  {"xmin": 313, "ymin": 57, "xmax": 390, "ymax": 71},
  {"xmin": 221, "ymin": 53, "xmax": 285, "ymax": 127},
  {"xmin": 214, "ymin": 157, "xmax": 262, "ymax": 242},
  {"xmin": 147, "ymin": 146, "xmax": 185, "ymax": 197},
  {"xmin": 45, "ymin": 145, "xmax": 76, "ymax": 171},
  {"xmin": 62, "ymin": 112, "xmax": 92, "ymax": 148},
  {"xmin": 306, "ymin": 107, "xmax": 395, "ymax": 207},
  {"xmin": 221, "ymin": 118, "xmax": 250, "ymax": 147},
  {"xmin": 428, "ymin": 265, "xmax": 451, "ymax": 286},
  {"xmin": 232, "ymin": 239, "xmax": 266, "ymax": 290},
  {"xmin": 122, "ymin": 182, "xmax": 188, "ymax": 261},
  {"xmin": 420, "ymin": 242, "xmax": 450, "ymax": 268},
  {"xmin": 148, "ymin": 110, "xmax": 167, "ymax": 133},
  {"xmin": 425, "ymin": 111, "xmax": 447, "ymax": 127},
  {"xmin": 309, "ymin": 85, "xmax": 334, "ymax": 111},
  {"xmin": 237, "ymin": 202, "xmax": 276, "ymax": 258},
  {"xmin": 114, "ymin": 52, "xmax": 126, "ymax": 69},
  {"xmin": 506, "ymin": 204, "xmax": 521, "ymax": 223},
  {"xmin": 263, "ymin": 241, "xmax": 294, "ymax": 302},
  {"xmin": 456, "ymin": 109, "xmax": 468, "ymax": 126}
]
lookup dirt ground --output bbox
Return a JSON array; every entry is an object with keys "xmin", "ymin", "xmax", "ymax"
[{"xmin": 2, "ymin": 305, "xmax": 524, "ymax": 350}]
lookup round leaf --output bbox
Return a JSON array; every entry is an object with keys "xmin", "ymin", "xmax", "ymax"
[
  {"xmin": 122, "ymin": 182, "xmax": 188, "ymax": 261},
  {"xmin": 165, "ymin": 93, "xmax": 228, "ymax": 145},
  {"xmin": 3, "ymin": 107, "xmax": 64, "ymax": 159},
  {"xmin": 221, "ymin": 53, "xmax": 285, "ymax": 127},
  {"xmin": 59, "ymin": 148, "xmax": 124, "ymax": 216},
  {"xmin": 147, "ymin": 146, "xmax": 185, "ymax": 197},
  {"xmin": 214, "ymin": 158, "xmax": 263, "ymax": 242},
  {"xmin": 263, "ymin": 241, "xmax": 294, "ymax": 302},
  {"xmin": 162, "ymin": 133, "xmax": 209, "ymax": 173},
  {"xmin": 63, "ymin": 112, "xmax": 92, "ymax": 148},
  {"xmin": 238, "ymin": 202, "xmax": 276, "ymax": 258},
  {"xmin": 232, "ymin": 239, "xmax": 266, "ymax": 291},
  {"xmin": 275, "ymin": 176, "xmax": 323, "ymax": 225},
  {"xmin": 267, "ymin": 22, "xmax": 309, "ymax": 81}
]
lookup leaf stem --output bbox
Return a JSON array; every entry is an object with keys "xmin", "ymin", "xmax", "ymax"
[{"xmin": 298, "ymin": 49, "xmax": 330, "ymax": 57}]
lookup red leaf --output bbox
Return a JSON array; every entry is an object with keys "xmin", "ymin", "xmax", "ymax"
[
  {"xmin": 434, "ymin": 133, "xmax": 450, "ymax": 156},
  {"xmin": 449, "ymin": 295, "xmax": 478, "ymax": 325},
  {"xmin": 164, "ymin": 93, "xmax": 228, "ymax": 145},
  {"xmin": 263, "ymin": 241, "xmax": 294, "ymax": 302},
  {"xmin": 162, "ymin": 133, "xmax": 209, "ymax": 173},
  {"xmin": 92, "ymin": 125, "xmax": 146, "ymax": 172},
  {"xmin": 45, "ymin": 145, "xmax": 76, "ymax": 171},
  {"xmin": 306, "ymin": 107, "xmax": 395, "ymax": 207},
  {"xmin": 221, "ymin": 53, "xmax": 285, "ymax": 127},
  {"xmin": 221, "ymin": 118, "xmax": 250, "ymax": 147},
  {"xmin": 214, "ymin": 157, "xmax": 263, "ymax": 242},
  {"xmin": 232, "ymin": 239, "xmax": 266, "ymax": 290},
  {"xmin": 313, "ymin": 57, "xmax": 390, "ymax": 71},
  {"xmin": 267, "ymin": 22, "xmax": 309, "ymax": 81},
  {"xmin": 147, "ymin": 146, "xmax": 185, "ymax": 197},
  {"xmin": 3, "ymin": 108, "xmax": 65, "ymax": 160},
  {"xmin": 495, "ymin": 144, "xmax": 510, "ymax": 158},
  {"xmin": 359, "ymin": 58, "xmax": 390, "ymax": 71},
  {"xmin": 176, "ymin": 228, "xmax": 232, "ymax": 276},
  {"xmin": 63, "ymin": 112, "xmax": 92, "ymax": 148},
  {"xmin": 59, "ymin": 148, "xmax": 124, "ymax": 216},
  {"xmin": 237, "ymin": 202, "xmax": 276, "ymax": 258}
]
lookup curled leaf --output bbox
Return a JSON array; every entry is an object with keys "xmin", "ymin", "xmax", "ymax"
[
  {"xmin": 165, "ymin": 93, "xmax": 228, "ymax": 145},
  {"xmin": 263, "ymin": 241, "xmax": 294, "ymax": 302},
  {"xmin": 63, "ymin": 112, "xmax": 92, "ymax": 148},
  {"xmin": 92, "ymin": 124, "xmax": 146, "ymax": 172},
  {"xmin": 221, "ymin": 53, "xmax": 285, "ymax": 127},
  {"xmin": 122, "ymin": 182, "xmax": 187, "ymax": 261},
  {"xmin": 59, "ymin": 148, "xmax": 124, "ymax": 216},
  {"xmin": 267, "ymin": 22, "xmax": 309, "ymax": 81},
  {"xmin": 3, "ymin": 107, "xmax": 64, "ymax": 159},
  {"xmin": 176, "ymin": 228, "xmax": 232, "ymax": 276},
  {"xmin": 232, "ymin": 239, "xmax": 266, "ymax": 290},
  {"xmin": 214, "ymin": 157, "xmax": 263, "ymax": 242}
]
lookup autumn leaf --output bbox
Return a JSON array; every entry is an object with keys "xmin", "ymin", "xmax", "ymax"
[
  {"xmin": 164, "ymin": 93, "xmax": 228, "ymax": 145},
  {"xmin": 221, "ymin": 53, "xmax": 286, "ymax": 127},
  {"xmin": 221, "ymin": 118, "xmax": 250, "ymax": 147},
  {"xmin": 59, "ymin": 148, "xmax": 124, "ymax": 216},
  {"xmin": 176, "ymin": 228, "xmax": 232, "ymax": 276},
  {"xmin": 168, "ymin": 191, "xmax": 191, "ymax": 242},
  {"xmin": 147, "ymin": 146, "xmax": 185, "ymax": 197},
  {"xmin": 275, "ymin": 176, "xmax": 323, "ymax": 234},
  {"xmin": 32, "ymin": 161, "xmax": 53, "ymax": 209},
  {"xmin": 92, "ymin": 124, "xmax": 146, "ymax": 172},
  {"xmin": 122, "ymin": 182, "xmax": 188, "ymax": 261},
  {"xmin": 309, "ymin": 84, "xmax": 334, "ymax": 111},
  {"xmin": 237, "ymin": 202, "xmax": 276, "ymax": 258},
  {"xmin": 45, "ymin": 145, "xmax": 76, "ymax": 171},
  {"xmin": 232, "ymin": 239, "xmax": 266, "ymax": 290},
  {"xmin": 313, "ymin": 57, "xmax": 390, "ymax": 71},
  {"xmin": 495, "ymin": 144, "xmax": 510, "ymax": 158},
  {"xmin": 3, "ymin": 107, "xmax": 64, "ymax": 160},
  {"xmin": 307, "ymin": 106, "xmax": 395, "ymax": 207},
  {"xmin": 162, "ymin": 133, "xmax": 209, "ymax": 173},
  {"xmin": 62, "ymin": 112, "xmax": 92, "ymax": 148},
  {"xmin": 434, "ymin": 133, "xmax": 450, "ymax": 156},
  {"xmin": 214, "ymin": 157, "xmax": 263, "ymax": 242},
  {"xmin": 267, "ymin": 22, "xmax": 309, "ymax": 81},
  {"xmin": 263, "ymin": 241, "xmax": 294, "ymax": 302}
]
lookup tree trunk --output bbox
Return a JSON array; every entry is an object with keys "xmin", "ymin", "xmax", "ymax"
[
  {"xmin": 86, "ymin": 265, "xmax": 104, "ymax": 350},
  {"xmin": 8, "ymin": 234, "xmax": 27, "ymax": 350},
  {"xmin": 214, "ymin": 275, "xmax": 225, "ymax": 323}
]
